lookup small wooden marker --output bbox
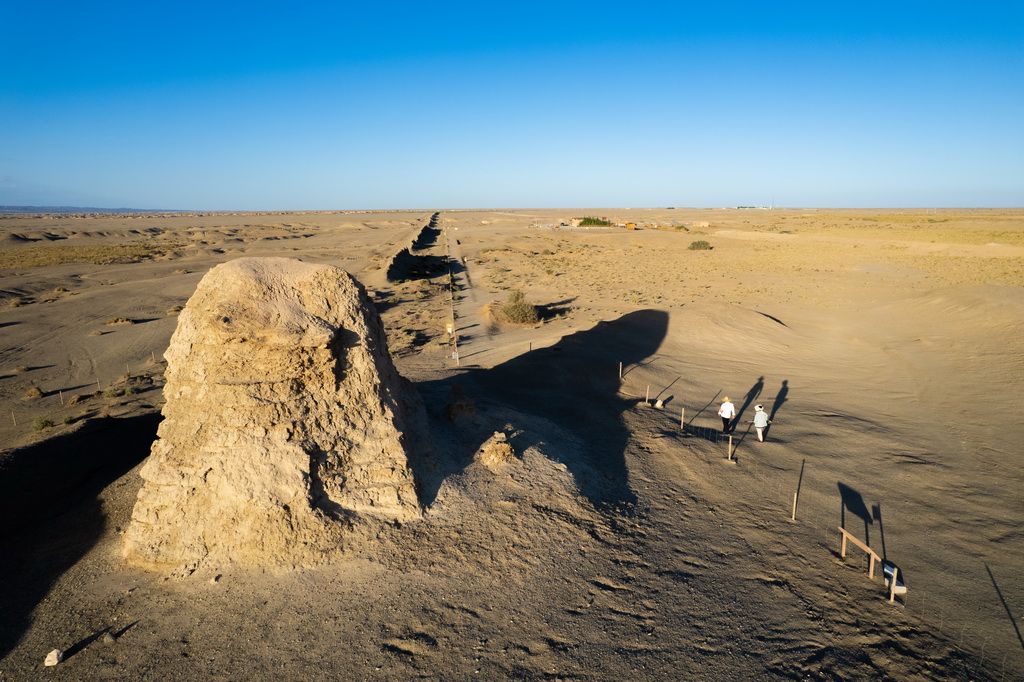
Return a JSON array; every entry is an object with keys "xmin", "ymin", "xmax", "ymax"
[
  {"xmin": 10, "ymin": 411, "xmax": 16, "ymax": 427},
  {"xmin": 618, "ymin": 361, "xmax": 623, "ymax": 379},
  {"xmin": 680, "ymin": 407, "xmax": 685, "ymax": 430},
  {"xmin": 645, "ymin": 385, "xmax": 650, "ymax": 404},
  {"xmin": 889, "ymin": 567, "xmax": 899, "ymax": 603},
  {"xmin": 59, "ymin": 390, "xmax": 64, "ymax": 406},
  {"xmin": 727, "ymin": 435, "xmax": 734, "ymax": 460},
  {"xmin": 792, "ymin": 459, "xmax": 805, "ymax": 521}
]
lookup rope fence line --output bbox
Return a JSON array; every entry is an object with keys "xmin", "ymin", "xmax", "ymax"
[
  {"xmin": 9, "ymin": 354, "xmax": 167, "ymax": 431},
  {"xmin": 616, "ymin": 357, "xmax": 1024, "ymax": 680}
]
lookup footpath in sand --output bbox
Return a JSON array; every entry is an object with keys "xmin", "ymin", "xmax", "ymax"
[{"xmin": 0, "ymin": 208, "xmax": 1022, "ymax": 679}]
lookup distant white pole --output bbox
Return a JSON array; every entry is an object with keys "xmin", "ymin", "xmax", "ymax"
[
  {"xmin": 680, "ymin": 407, "xmax": 685, "ymax": 430},
  {"xmin": 59, "ymin": 390, "xmax": 64, "ymax": 406},
  {"xmin": 619, "ymin": 362, "xmax": 622, "ymax": 379},
  {"xmin": 727, "ymin": 435, "xmax": 733, "ymax": 460},
  {"xmin": 645, "ymin": 385, "xmax": 650, "ymax": 404}
]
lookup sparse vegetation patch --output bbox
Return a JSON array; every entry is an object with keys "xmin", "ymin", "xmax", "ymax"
[
  {"xmin": 494, "ymin": 290, "xmax": 539, "ymax": 324},
  {"xmin": 32, "ymin": 416, "xmax": 54, "ymax": 431},
  {"xmin": 0, "ymin": 242, "xmax": 179, "ymax": 269}
]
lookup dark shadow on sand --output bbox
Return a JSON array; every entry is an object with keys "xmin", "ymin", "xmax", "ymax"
[
  {"xmin": 538, "ymin": 297, "xmax": 577, "ymax": 321},
  {"xmin": 0, "ymin": 413, "xmax": 160, "ymax": 659},
  {"xmin": 837, "ymin": 481, "xmax": 872, "ymax": 546},
  {"xmin": 986, "ymin": 563, "xmax": 1024, "ymax": 653},
  {"xmin": 734, "ymin": 376, "xmax": 764, "ymax": 427},
  {"xmin": 768, "ymin": 380, "xmax": 788, "ymax": 422},
  {"xmin": 414, "ymin": 310, "xmax": 669, "ymax": 510},
  {"xmin": 765, "ymin": 379, "xmax": 789, "ymax": 437}
]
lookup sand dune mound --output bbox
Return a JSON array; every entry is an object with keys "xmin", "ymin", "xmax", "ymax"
[
  {"xmin": 1, "ymin": 233, "xmax": 34, "ymax": 245},
  {"xmin": 676, "ymin": 302, "xmax": 800, "ymax": 356},
  {"xmin": 123, "ymin": 257, "xmax": 426, "ymax": 574},
  {"xmin": 880, "ymin": 285, "xmax": 1024, "ymax": 331}
]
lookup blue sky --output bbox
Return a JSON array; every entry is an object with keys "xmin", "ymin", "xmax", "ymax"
[{"xmin": 2, "ymin": 1, "xmax": 1021, "ymax": 210}]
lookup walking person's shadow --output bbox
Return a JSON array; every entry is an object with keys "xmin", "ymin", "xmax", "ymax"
[
  {"xmin": 766, "ymin": 380, "xmax": 789, "ymax": 437},
  {"xmin": 734, "ymin": 375, "xmax": 764, "ymax": 427}
]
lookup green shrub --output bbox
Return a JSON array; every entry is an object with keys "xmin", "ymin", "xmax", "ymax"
[
  {"xmin": 688, "ymin": 240, "xmax": 713, "ymax": 251},
  {"xmin": 33, "ymin": 416, "xmax": 54, "ymax": 431},
  {"xmin": 579, "ymin": 216, "xmax": 612, "ymax": 227},
  {"xmin": 497, "ymin": 290, "xmax": 539, "ymax": 324}
]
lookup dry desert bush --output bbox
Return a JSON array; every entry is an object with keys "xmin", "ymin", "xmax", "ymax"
[
  {"xmin": 490, "ymin": 289, "xmax": 539, "ymax": 325},
  {"xmin": 32, "ymin": 416, "xmax": 54, "ymax": 431}
]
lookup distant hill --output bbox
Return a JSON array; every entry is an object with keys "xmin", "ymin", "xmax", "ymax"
[{"xmin": 0, "ymin": 205, "xmax": 183, "ymax": 214}]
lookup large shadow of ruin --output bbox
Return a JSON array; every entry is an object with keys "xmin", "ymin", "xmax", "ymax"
[
  {"xmin": 0, "ymin": 414, "xmax": 159, "ymax": 659},
  {"xmin": 416, "ymin": 309, "xmax": 669, "ymax": 510}
]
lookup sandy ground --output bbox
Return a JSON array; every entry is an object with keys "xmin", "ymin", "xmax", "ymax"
[{"xmin": 1, "ymin": 207, "xmax": 1022, "ymax": 680}]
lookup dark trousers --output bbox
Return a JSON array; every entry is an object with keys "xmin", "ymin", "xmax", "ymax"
[{"xmin": 721, "ymin": 417, "xmax": 731, "ymax": 433}]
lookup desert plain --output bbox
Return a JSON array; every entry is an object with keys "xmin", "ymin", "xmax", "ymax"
[{"xmin": 1, "ymin": 207, "xmax": 1022, "ymax": 680}]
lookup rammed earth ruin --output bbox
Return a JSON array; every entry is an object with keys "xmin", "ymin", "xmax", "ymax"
[{"xmin": 123, "ymin": 257, "xmax": 428, "ymax": 573}]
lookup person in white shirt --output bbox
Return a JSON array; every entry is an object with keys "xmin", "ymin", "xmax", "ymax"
[
  {"xmin": 718, "ymin": 397, "xmax": 736, "ymax": 434},
  {"xmin": 752, "ymin": 404, "xmax": 771, "ymax": 442}
]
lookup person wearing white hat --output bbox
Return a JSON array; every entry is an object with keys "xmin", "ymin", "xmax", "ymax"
[
  {"xmin": 718, "ymin": 397, "xmax": 736, "ymax": 433},
  {"xmin": 753, "ymin": 404, "xmax": 771, "ymax": 442}
]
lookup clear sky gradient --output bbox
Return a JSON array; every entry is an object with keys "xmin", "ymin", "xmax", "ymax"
[{"xmin": 2, "ymin": 1, "xmax": 1022, "ymax": 210}]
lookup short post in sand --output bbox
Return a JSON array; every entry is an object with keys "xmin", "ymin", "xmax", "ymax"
[
  {"xmin": 10, "ymin": 411, "xmax": 16, "ymax": 427},
  {"xmin": 645, "ymin": 385, "xmax": 650, "ymax": 405},
  {"xmin": 680, "ymin": 407, "xmax": 685, "ymax": 431},
  {"xmin": 889, "ymin": 567, "xmax": 899, "ymax": 603},
  {"xmin": 727, "ymin": 435, "xmax": 734, "ymax": 461},
  {"xmin": 618, "ymin": 361, "xmax": 623, "ymax": 379},
  {"xmin": 791, "ymin": 459, "xmax": 805, "ymax": 522},
  {"xmin": 59, "ymin": 390, "xmax": 64, "ymax": 406}
]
